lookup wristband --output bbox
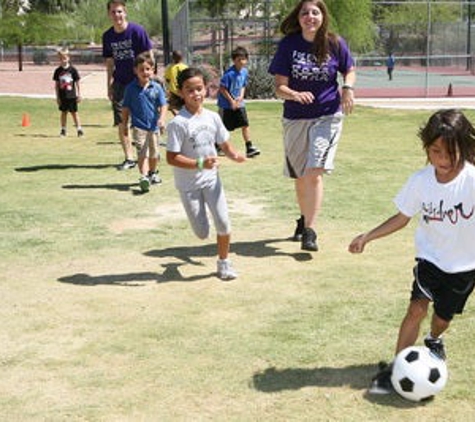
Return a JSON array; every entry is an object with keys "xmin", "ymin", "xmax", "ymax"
[
  {"xmin": 342, "ymin": 84, "xmax": 354, "ymax": 91},
  {"xmin": 196, "ymin": 156, "xmax": 204, "ymax": 171}
]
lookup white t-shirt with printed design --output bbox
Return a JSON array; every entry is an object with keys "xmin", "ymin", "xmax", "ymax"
[{"xmin": 395, "ymin": 162, "xmax": 475, "ymax": 273}]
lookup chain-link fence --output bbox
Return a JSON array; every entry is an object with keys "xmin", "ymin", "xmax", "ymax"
[{"xmin": 171, "ymin": 0, "xmax": 475, "ymax": 98}]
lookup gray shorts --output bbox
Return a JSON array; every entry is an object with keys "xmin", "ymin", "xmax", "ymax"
[
  {"xmin": 282, "ymin": 113, "xmax": 343, "ymax": 178},
  {"xmin": 132, "ymin": 127, "xmax": 160, "ymax": 159},
  {"xmin": 179, "ymin": 177, "xmax": 230, "ymax": 239}
]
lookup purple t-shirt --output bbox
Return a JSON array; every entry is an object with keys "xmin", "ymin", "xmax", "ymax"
[
  {"xmin": 268, "ymin": 33, "xmax": 354, "ymax": 119},
  {"xmin": 102, "ymin": 22, "xmax": 153, "ymax": 86}
]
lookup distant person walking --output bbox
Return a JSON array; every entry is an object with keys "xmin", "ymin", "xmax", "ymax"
[
  {"xmin": 164, "ymin": 50, "xmax": 188, "ymax": 116},
  {"xmin": 102, "ymin": 0, "xmax": 153, "ymax": 170},
  {"xmin": 386, "ymin": 53, "xmax": 395, "ymax": 81},
  {"xmin": 53, "ymin": 48, "xmax": 84, "ymax": 138}
]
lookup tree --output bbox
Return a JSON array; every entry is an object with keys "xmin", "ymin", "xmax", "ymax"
[{"xmin": 0, "ymin": 0, "xmax": 65, "ymax": 70}]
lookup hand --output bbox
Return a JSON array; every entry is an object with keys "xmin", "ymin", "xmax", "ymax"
[
  {"xmin": 204, "ymin": 156, "xmax": 219, "ymax": 169},
  {"xmin": 348, "ymin": 234, "xmax": 367, "ymax": 254},
  {"xmin": 341, "ymin": 89, "xmax": 354, "ymax": 115},
  {"xmin": 293, "ymin": 91, "xmax": 315, "ymax": 104}
]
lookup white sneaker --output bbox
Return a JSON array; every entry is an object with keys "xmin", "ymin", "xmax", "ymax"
[{"xmin": 217, "ymin": 259, "xmax": 237, "ymax": 281}]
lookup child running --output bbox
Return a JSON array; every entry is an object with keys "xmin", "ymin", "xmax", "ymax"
[
  {"xmin": 349, "ymin": 109, "xmax": 475, "ymax": 394},
  {"xmin": 166, "ymin": 67, "xmax": 246, "ymax": 280},
  {"xmin": 122, "ymin": 53, "xmax": 168, "ymax": 193}
]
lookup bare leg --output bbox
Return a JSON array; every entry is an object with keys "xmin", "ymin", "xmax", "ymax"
[
  {"xmin": 295, "ymin": 169, "xmax": 324, "ymax": 229},
  {"xmin": 119, "ymin": 123, "xmax": 134, "ymax": 161},
  {"xmin": 395, "ymin": 299, "xmax": 429, "ymax": 354},
  {"xmin": 217, "ymin": 233, "xmax": 230, "ymax": 260}
]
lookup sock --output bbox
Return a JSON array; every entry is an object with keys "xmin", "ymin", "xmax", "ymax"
[
  {"xmin": 426, "ymin": 333, "xmax": 442, "ymax": 341},
  {"xmin": 245, "ymin": 141, "xmax": 252, "ymax": 148}
]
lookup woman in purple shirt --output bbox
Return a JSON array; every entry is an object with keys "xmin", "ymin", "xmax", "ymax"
[{"xmin": 268, "ymin": 0, "xmax": 356, "ymax": 251}]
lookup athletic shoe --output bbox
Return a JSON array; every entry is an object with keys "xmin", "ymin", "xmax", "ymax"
[
  {"xmin": 217, "ymin": 259, "xmax": 237, "ymax": 281},
  {"xmin": 139, "ymin": 175, "xmax": 150, "ymax": 193},
  {"xmin": 215, "ymin": 143, "xmax": 225, "ymax": 156},
  {"xmin": 301, "ymin": 227, "xmax": 318, "ymax": 251},
  {"xmin": 246, "ymin": 144, "xmax": 261, "ymax": 158},
  {"xmin": 368, "ymin": 361, "xmax": 394, "ymax": 395},
  {"xmin": 293, "ymin": 216, "xmax": 304, "ymax": 241},
  {"xmin": 424, "ymin": 337, "xmax": 446, "ymax": 360},
  {"xmin": 118, "ymin": 159, "xmax": 136, "ymax": 170},
  {"xmin": 148, "ymin": 171, "xmax": 162, "ymax": 185},
  {"xmin": 60, "ymin": 129, "xmax": 66, "ymax": 137},
  {"xmin": 77, "ymin": 129, "xmax": 84, "ymax": 137}
]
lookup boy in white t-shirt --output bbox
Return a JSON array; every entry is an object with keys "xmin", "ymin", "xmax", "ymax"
[{"xmin": 349, "ymin": 109, "xmax": 475, "ymax": 394}]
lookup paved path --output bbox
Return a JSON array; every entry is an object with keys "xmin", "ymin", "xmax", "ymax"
[{"xmin": 1, "ymin": 62, "xmax": 475, "ymax": 109}]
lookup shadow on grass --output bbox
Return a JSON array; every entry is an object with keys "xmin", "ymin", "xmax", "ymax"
[
  {"xmin": 145, "ymin": 238, "xmax": 313, "ymax": 262},
  {"xmin": 252, "ymin": 365, "xmax": 433, "ymax": 408},
  {"xmin": 58, "ymin": 238, "xmax": 311, "ymax": 286},
  {"xmin": 15, "ymin": 163, "xmax": 117, "ymax": 172}
]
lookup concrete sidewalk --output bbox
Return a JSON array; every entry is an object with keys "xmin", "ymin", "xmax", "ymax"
[{"xmin": 1, "ymin": 62, "xmax": 475, "ymax": 108}]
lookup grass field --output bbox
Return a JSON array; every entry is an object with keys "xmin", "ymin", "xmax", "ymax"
[{"xmin": 1, "ymin": 97, "xmax": 475, "ymax": 421}]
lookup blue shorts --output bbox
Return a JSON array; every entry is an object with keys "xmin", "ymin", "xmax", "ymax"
[{"xmin": 411, "ymin": 259, "xmax": 475, "ymax": 321}]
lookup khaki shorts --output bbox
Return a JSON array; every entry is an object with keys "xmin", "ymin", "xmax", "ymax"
[
  {"xmin": 282, "ymin": 113, "xmax": 343, "ymax": 179},
  {"xmin": 132, "ymin": 127, "xmax": 160, "ymax": 159}
]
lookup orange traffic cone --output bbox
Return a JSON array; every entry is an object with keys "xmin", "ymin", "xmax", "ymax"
[{"xmin": 21, "ymin": 113, "xmax": 31, "ymax": 127}]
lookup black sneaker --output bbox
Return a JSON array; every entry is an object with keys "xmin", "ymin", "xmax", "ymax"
[
  {"xmin": 148, "ymin": 171, "xmax": 162, "ymax": 185},
  {"xmin": 246, "ymin": 144, "xmax": 261, "ymax": 158},
  {"xmin": 118, "ymin": 159, "xmax": 136, "ymax": 170},
  {"xmin": 292, "ymin": 216, "xmax": 304, "ymax": 241},
  {"xmin": 424, "ymin": 338, "xmax": 446, "ymax": 360},
  {"xmin": 77, "ymin": 129, "xmax": 84, "ymax": 137},
  {"xmin": 60, "ymin": 129, "xmax": 67, "ymax": 137},
  {"xmin": 301, "ymin": 227, "xmax": 318, "ymax": 251},
  {"xmin": 368, "ymin": 361, "xmax": 394, "ymax": 395}
]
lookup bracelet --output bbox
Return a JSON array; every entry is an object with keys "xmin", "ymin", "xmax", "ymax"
[
  {"xmin": 196, "ymin": 156, "xmax": 204, "ymax": 170},
  {"xmin": 342, "ymin": 84, "xmax": 354, "ymax": 91}
]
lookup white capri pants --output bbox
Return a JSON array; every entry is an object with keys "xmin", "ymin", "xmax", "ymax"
[{"xmin": 179, "ymin": 177, "xmax": 231, "ymax": 239}]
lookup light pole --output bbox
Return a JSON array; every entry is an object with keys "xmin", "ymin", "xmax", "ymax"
[{"xmin": 162, "ymin": 0, "xmax": 171, "ymax": 66}]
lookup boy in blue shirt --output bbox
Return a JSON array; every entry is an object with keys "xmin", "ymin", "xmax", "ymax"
[
  {"xmin": 123, "ymin": 53, "xmax": 168, "ymax": 192},
  {"xmin": 217, "ymin": 46, "xmax": 260, "ymax": 158}
]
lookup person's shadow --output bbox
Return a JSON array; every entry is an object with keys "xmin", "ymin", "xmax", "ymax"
[
  {"xmin": 251, "ymin": 365, "xmax": 431, "ymax": 408},
  {"xmin": 58, "ymin": 237, "xmax": 312, "ymax": 286}
]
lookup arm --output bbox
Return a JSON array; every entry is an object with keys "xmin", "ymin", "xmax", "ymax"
[
  {"xmin": 341, "ymin": 67, "xmax": 356, "ymax": 115},
  {"xmin": 220, "ymin": 141, "xmax": 246, "ymax": 163},
  {"xmin": 157, "ymin": 104, "xmax": 168, "ymax": 134},
  {"xmin": 105, "ymin": 57, "xmax": 115, "ymax": 101},
  {"xmin": 274, "ymin": 74, "xmax": 314, "ymax": 104},
  {"xmin": 76, "ymin": 80, "xmax": 82, "ymax": 103},
  {"xmin": 348, "ymin": 211, "xmax": 411, "ymax": 254},
  {"xmin": 166, "ymin": 151, "xmax": 220, "ymax": 170},
  {"xmin": 218, "ymin": 85, "xmax": 240, "ymax": 110}
]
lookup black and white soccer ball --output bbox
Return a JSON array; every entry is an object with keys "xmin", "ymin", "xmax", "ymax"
[{"xmin": 390, "ymin": 346, "xmax": 448, "ymax": 402}]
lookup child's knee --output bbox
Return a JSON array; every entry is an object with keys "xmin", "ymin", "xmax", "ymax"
[{"xmin": 407, "ymin": 299, "xmax": 429, "ymax": 320}]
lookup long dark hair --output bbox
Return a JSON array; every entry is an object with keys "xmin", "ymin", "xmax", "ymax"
[
  {"xmin": 280, "ymin": 0, "xmax": 338, "ymax": 65},
  {"xmin": 419, "ymin": 109, "xmax": 475, "ymax": 166}
]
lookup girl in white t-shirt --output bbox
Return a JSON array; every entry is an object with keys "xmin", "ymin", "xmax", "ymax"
[
  {"xmin": 166, "ymin": 67, "xmax": 246, "ymax": 281},
  {"xmin": 349, "ymin": 109, "xmax": 475, "ymax": 394}
]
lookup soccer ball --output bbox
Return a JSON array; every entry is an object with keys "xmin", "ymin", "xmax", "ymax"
[{"xmin": 390, "ymin": 346, "xmax": 448, "ymax": 402}]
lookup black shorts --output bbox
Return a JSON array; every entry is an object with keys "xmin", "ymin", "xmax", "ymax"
[
  {"xmin": 58, "ymin": 98, "xmax": 78, "ymax": 113},
  {"xmin": 220, "ymin": 107, "xmax": 249, "ymax": 131},
  {"xmin": 411, "ymin": 259, "xmax": 475, "ymax": 321},
  {"xmin": 111, "ymin": 81, "xmax": 126, "ymax": 126}
]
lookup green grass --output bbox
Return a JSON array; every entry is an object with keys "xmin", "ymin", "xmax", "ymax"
[{"xmin": 1, "ymin": 97, "xmax": 475, "ymax": 421}]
